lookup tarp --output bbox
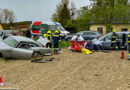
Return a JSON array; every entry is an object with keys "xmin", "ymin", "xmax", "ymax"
[
  {"xmin": 81, "ymin": 48, "xmax": 92, "ymax": 55},
  {"xmin": 0, "ymin": 24, "xmax": 3, "ymax": 30}
]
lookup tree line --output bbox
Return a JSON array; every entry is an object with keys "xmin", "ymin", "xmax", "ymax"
[
  {"xmin": 0, "ymin": 9, "xmax": 16, "ymax": 29},
  {"xmin": 52, "ymin": 0, "xmax": 130, "ymax": 32}
]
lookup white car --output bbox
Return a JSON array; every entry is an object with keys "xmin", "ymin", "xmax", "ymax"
[{"xmin": 0, "ymin": 36, "xmax": 53, "ymax": 59}]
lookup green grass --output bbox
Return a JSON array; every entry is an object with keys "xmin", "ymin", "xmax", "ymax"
[
  {"xmin": 59, "ymin": 41, "xmax": 71, "ymax": 48},
  {"xmin": 0, "ymin": 58, "xmax": 6, "ymax": 61}
]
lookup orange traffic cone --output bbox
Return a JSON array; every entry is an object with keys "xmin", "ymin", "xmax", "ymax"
[{"xmin": 0, "ymin": 77, "xmax": 4, "ymax": 87}]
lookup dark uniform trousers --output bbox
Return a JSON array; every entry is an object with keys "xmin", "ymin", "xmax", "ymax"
[
  {"xmin": 46, "ymin": 34, "xmax": 52, "ymax": 48},
  {"xmin": 127, "ymin": 35, "xmax": 130, "ymax": 55},
  {"xmin": 111, "ymin": 33, "xmax": 118, "ymax": 50}
]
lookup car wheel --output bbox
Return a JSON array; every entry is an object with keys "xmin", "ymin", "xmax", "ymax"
[{"xmin": 33, "ymin": 51, "xmax": 41, "ymax": 56}]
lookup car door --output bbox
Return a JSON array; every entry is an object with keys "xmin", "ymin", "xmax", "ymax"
[
  {"xmin": 11, "ymin": 42, "xmax": 33, "ymax": 59},
  {"xmin": 30, "ymin": 42, "xmax": 51, "ymax": 55},
  {"xmin": 11, "ymin": 48, "xmax": 33, "ymax": 59},
  {"xmin": 101, "ymin": 34, "xmax": 112, "ymax": 49}
]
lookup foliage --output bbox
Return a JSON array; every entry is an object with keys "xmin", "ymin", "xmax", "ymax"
[
  {"xmin": 59, "ymin": 41, "xmax": 71, "ymax": 48},
  {"xmin": 52, "ymin": 0, "xmax": 77, "ymax": 29},
  {"xmin": 52, "ymin": 0, "xmax": 71, "ymax": 27},
  {"xmin": 75, "ymin": 6, "xmax": 90, "ymax": 32},
  {"xmin": 89, "ymin": 0, "xmax": 130, "ymax": 32},
  {"xmin": 53, "ymin": 0, "xmax": 130, "ymax": 33}
]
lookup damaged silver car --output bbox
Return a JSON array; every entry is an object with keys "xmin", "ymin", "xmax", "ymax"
[{"xmin": 0, "ymin": 36, "xmax": 53, "ymax": 59}]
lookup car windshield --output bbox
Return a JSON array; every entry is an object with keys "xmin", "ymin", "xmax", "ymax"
[
  {"xmin": 76, "ymin": 32, "xmax": 84, "ymax": 35},
  {"xmin": 57, "ymin": 25, "xmax": 65, "ymax": 31},
  {"xmin": 4, "ymin": 37, "xmax": 18, "ymax": 47}
]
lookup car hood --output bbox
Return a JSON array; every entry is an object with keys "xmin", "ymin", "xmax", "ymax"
[
  {"xmin": 66, "ymin": 34, "xmax": 74, "ymax": 38},
  {"xmin": 60, "ymin": 31, "xmax": 70, "ymax": 36},
  {"xmin": 60, "ymin": 30, "xmax": 69, "ymax": 34},
  {"xmin": 36, "ymin": 37, "xmax": 49, "ymax": 46},
  {"xmin": 0, "ymin": 41, "xmax": 12, "ymax": 49}
]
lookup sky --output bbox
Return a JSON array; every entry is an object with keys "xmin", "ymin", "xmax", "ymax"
[{"xmin": 0, "ymin": 0, "xmax": 91, "ymax": 22}]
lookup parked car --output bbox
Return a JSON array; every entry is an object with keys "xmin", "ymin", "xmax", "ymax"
[
  {"xmin": 0, "ymin": 30, "xmax": 13, "ymax": 39},
  {"xmin": 0, "ymin": 36, "xmax": 53, "ymax": 59},
  {"xmin": 65, "ymin": 31, "xmax": 102, "ymax": 41},
  {"xmin": 92, "ymin": 32, "xmax": 129, "ymax": 50}
]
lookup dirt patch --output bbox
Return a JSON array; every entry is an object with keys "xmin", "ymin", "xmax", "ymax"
[{"xmin": 0, "ymin": 49, "xmax": 130, "ymax": 90}]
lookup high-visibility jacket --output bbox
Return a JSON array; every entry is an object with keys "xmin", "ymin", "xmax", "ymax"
[
  {"xmin": 43, "ymin": 33, "xmax": 52, "ymax": 42},
  {"xmin": 46, "ymin": 34, "xmax": 52, "ymax": 43},
  {"xmin": 127, "ymin": 34, "xmax": 130, "ymax": 44},
  {"xmin": 52, "ymin": 34, "xmax": 60, "ymax": 44},
  {"xmin": 111, "ymin": 33, "xmax": 118, "ymax": 43}
]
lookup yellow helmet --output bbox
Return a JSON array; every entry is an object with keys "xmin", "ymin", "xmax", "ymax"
[
  {"xmin": 113, "ymin": 29, "xmax": 117, "ymax": 32},
  {"xmin": 43, "ymin": 33, "xmax": 47, "ymax": 37},
  {"xmin": 47, "ymin": 30, "xmax": 51, "ymax": 34},
  {"xmin": 55, "ymin": 30, "xmax": 59, "ymax": 34}
]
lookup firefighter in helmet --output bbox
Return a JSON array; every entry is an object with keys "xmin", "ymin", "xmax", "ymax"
[
  {"xmin": 127, "ymin": 32, "xmax": 130, "ymax": 60},
  {"xmin": 45, "ymin": 30, "xmax": 52, "ymax": 48},
  {"xmin": 52, "ymin": 30, "xmax": 60, "ymax": 54},
  {"xmin": 111, "ymin": 29, "xmax": 119, "ymax": 50}
]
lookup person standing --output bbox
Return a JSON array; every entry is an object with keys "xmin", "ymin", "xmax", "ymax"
[
  {"xmin": 45, "ymin": 30, "xmax": 52, "ymax": 48},
  {"xmin": 111, "ymin": 29, "xmax": 118, "ymax": 50},
  {"xmin": 52, "ymin": 30, "xmax": 60, "ymax": 54},
  {"xmin": 127, "ymin": 33, "xmax": 130, "ymax": 60},
  {"xmin": 26, "ymin": 29, "xmax": 32, "ymax": 38}
]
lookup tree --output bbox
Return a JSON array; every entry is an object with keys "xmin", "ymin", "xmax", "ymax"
[
  {"xmin": 75, "ymin": 6, "xmax": 91, "ymax": 31},
  {"xmin": 89, "ymin": 0, "xmax": 130, "ymax": 32},
  {"xmin": 70, "ymin": 1, "xmax": 76, "ymax": 21},
  {"xmin": 52, "ymin": 0, "xmax": 72, "ymax": 27},
  {"xmin": 0, "ymin": 9, "xmax": 16, "ymax": 29}
]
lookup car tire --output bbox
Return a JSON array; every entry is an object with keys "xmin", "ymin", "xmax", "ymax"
[{"xmin": 33, "ymin": 51, "xmax": 41, "ymax": 56}]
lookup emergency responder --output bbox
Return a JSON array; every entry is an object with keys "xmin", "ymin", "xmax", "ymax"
[
  {"xmin": 43, "ymin": 33, "xmax": 47, "ymax": 38},
  {"xmin": 111, "ymin": 29, "xmax": 118, "ymax": 50},
  {"xmin": 77, "ymin": 34, "xmax": 85, "ymax": 46},
  {"xmin": 71, "ymin": 35, "xmax": 77, "ymax": 49},
  {"xmin": 45, "ymin": 30, "xmax": 52, "ymax": 48},
  {"xmin": 127, "ymin": 33, "xmax": 130, "ymax": 60},
  {"xmin": 52, "ymin": 30, "xmax": 60, "ymax": 54}
]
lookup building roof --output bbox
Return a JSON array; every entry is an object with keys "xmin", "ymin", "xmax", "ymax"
[{"xmin": 90, "ymin": 17, "xmax": 130, "ymax": 25}]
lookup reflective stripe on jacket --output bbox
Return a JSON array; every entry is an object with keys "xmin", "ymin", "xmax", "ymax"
[{"xmin": 127, "ymin": 35, "xmax": 130, "ymax": 43}]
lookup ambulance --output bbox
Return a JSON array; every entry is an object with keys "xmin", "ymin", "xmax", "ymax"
[{"xmin": 31, "ymin": 21, "xmax": 70, "ymax": 37}]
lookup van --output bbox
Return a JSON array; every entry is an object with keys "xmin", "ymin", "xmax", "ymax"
[{"xmin": 31, "ymin": 21, "xmax": 70, "ymax": 37}]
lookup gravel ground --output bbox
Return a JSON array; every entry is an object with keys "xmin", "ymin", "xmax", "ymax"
[{"xmin": 0, "ymin": 49, "xmax": 130, "ymax": 90}]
